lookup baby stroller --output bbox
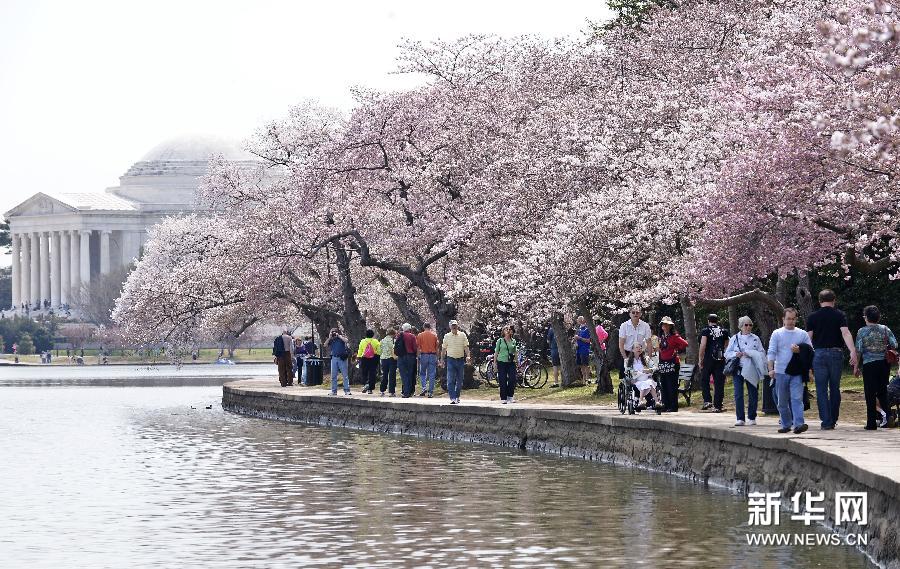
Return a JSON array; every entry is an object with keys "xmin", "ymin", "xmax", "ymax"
[{"xmin": 617, "ymin": 369, "xmax": 662, "ymax": 415}]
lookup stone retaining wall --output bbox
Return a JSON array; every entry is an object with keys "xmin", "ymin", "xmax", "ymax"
[{"xmin": 223, "ymin": 383, "xmax": 898, "ymax": 568}]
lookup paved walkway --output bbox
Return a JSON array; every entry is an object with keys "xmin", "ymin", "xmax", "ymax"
[{"xmin": 231, "ymin": 377, "xmax": 900, "ymax": 492}]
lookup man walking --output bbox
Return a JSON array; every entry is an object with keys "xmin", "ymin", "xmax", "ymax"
[
  {"xmin": 324, "ymin": 328, "xmax": 351, "ymax": 396},
  {"xmin": 806, "ymin": 289, "xmax": 858, "ymax": 430},
  {"xmin": 618, "ymin": 306, "xmax": 652, "ymax": 377},
  {"xmin": 767, "ymin": 308, "xmax": 813, "ymax": 434},
  {"xmin": 440, "ymin": 320, "xmax": 471, "ymax": 404},
  {"xmin": 395, "ymin": 323, "xmax": 419, "ymax": 398},
  {"xmin": 698, "ymin": 314, "xmax": 728, "ymax": 412},
  {"xmin": 417, "ymin": 323, "xmax": 440, "ymax": 397},
  {"xmin": 272, "ymin": 329, "xmax": 295, "ymax": 387}
]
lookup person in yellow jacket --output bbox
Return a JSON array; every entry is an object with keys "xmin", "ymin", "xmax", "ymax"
[{"xmin": 358, "ymin": 329, "xmax": 381, "ymax": 394}]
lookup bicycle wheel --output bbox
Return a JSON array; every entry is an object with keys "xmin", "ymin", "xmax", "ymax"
[
  {"xmin": 530, "ymin": 364, "xmax": 548, "ymax": 389},
  {"xmin": 482, "ymin": 360, "xmax": 497, "ymax": 388},
  {"xmin": 522, "ymin": 363, "xmax": 541, "ymax": 389}
]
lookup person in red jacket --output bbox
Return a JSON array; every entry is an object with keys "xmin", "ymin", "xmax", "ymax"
[{"xmin": 657, "ymin": 316, "xmax": 689, "ymax": 412}]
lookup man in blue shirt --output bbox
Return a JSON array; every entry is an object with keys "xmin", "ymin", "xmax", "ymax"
[
  {"xmin": 575, "ymin": 316, "xmax": 592, "ymax": 384},
  {"xmin": 767, "ymin": 308, "xmax": 813, "ymax": 434}
]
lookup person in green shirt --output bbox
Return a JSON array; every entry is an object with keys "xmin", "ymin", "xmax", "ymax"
[
  {"xmin": 379, "ymin": 329, "xmax": 398, "ymax": 396},
  {"xmin": 494, "ymin": 325, "xmax": 518, "ymax": 404},
  {"xmin": 357, "ymin": 329, "xmax": 381, "ymax": 394}
]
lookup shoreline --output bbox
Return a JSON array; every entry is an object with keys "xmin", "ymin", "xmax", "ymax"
[{"xmin": 223, "ymin": 378, "xmax": 900, "ymax": 568}]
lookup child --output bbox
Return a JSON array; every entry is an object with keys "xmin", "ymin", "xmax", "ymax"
[{"xmin": 627, "ymin": 342, "xmax": 662, "ymax": 409}]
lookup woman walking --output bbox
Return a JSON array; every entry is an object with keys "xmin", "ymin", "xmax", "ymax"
[
  {"xmin": 725, "ymin": 316, "xmax": 767, "ymax": 426},
  {"xmin": 855, "ymin": 305, "xmax": 898, "ymax": 430},
  {"xmin": 357, "ymin": 329, "xmax": 381, "ymax": 395},
  {"xmin": 657, "ymin": 317, "xmax": 688, "ymax": 412},
  {"xmin": 379, "ymin": 328, "xmax": 398, "ymax": 396},
  {"xmin": 494, "ymin": 325, "xmax": 518, "ymax": 404}
]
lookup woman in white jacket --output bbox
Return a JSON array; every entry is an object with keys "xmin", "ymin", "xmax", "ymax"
[{"xmin": 725, "ymin": 316, "xmax": 767, "ymax": 426}]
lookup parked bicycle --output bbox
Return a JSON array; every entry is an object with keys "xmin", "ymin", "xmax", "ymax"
[{"xmin": 481, "ymin": 347, "xmax": 548, "ymax": 389}]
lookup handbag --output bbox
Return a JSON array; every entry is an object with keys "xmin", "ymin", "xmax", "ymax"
[
  {"xmin": 881, "ymin": 326, "xmax": 899, "ymax": 365},
  {"xmin": 724, "ymin": 334, "xmax": 742, "ymax": 376}
]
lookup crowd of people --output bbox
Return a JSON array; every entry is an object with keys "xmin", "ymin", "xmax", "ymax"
[{"xmin": 271, "ymin": 288, "xmax": 898, "ymax": 431}]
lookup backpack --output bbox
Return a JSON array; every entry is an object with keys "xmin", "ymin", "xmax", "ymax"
[
  {"xmin": 363, "ymin": 342, "xmax": 375, "ymax": 358},
  {"xmin": 394, "ymin": 333, "xmax": 408, "ymax": 357}
]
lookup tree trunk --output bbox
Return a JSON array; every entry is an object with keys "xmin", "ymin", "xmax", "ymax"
[
  {"xmin": 333, "ymin": 244, "xmax": 366, "ymax": 349},
  {"xmin": 375, "ymin": 274, "xmax": 425, "ymax": 329},
  {"xmin": 727, "ymin": 305, "xmax": 739, "ymax": 335},
  {"xmin": 796, "ymin": 271, "xmax": 815, "ymax": 321},
  {"xmin": 551, "ymin": 314, "xmax": 577, "ymax": 388},
  {"xmin": 753, "ymin": 302, "xmax": 778, "ymax": 346},
  {"xmin": 680, "ymin": 298, "xmax": 699, "ymax": 365}
]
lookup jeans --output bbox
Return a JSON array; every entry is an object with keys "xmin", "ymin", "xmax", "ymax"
[
  {"xmin": 497, "ymin": 360, "xmax": 516, "ymax": 400},
  {"xmin": 775, "ymin": 373, "xmax": 805, "ymax": 428},
  {"xmin": 380, "ymin": 358, "xmax": 397, "ymax": 394},
  {"xmin": 331, "ymin": 357, "xmax": 350, "ymax": 394},
  {"xmin": 446, "ymin": 357, "xmax": 465, "ymax": 400},
  {"xmin": 298, "ymin": 356, "xmax": 308, "ymax": 385},
  {"xmin": 733, "ymin": 372, "xmax": 759, "ymax": 422},
  {"xmin": 398, "ymin": 355, "xmax": 417, "ymax": 397},
  {"xmin": 360, "ymin": 356, "xmax": 380, "ymax": 391},
  {"xmin": 862, "ymin": 359, "xmax": 890, "ymax": 428},
  {"xmin": 419, "ymin": 353, "xmax": 437, "ymax": 393},
  {"xmin": 813, "ymin": 348, "xmax": 843, "ymax": 427},
  {"xmin": 700, "ymin": 359, "xmax": 726, "ymax": 408}
]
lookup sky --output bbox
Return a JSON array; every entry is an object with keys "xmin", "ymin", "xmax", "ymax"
[{"xmin": 0, "ymin": 0, "xmax": 610, "ymax": 221}]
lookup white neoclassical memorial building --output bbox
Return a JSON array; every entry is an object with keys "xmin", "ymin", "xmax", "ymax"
[{"xmin": 5, "ymin": 135, "xmax": 257, "ymax": 313}]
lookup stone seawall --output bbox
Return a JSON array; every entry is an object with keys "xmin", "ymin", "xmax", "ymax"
[{"xmin": 223, "ymin": 381, "xmax": 900, "ymax": 568}]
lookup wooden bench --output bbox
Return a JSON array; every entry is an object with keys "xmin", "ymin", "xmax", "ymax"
[{"xmin": 677, "ymin": 363, "xmax": 698, "ymax": 406}]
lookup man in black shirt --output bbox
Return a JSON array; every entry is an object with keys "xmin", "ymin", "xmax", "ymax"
[
  {"xmin": 698, "ymin": 314, "xmax": 728, "ymax": 412},
  {"xmin": 806, "ymin": 289, "xmax": 858, "ymax": 430}
]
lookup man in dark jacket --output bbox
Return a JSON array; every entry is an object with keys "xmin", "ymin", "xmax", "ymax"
[{"xmin": 273, "ymin": 330, "xmax": 295, "ymax": 387}]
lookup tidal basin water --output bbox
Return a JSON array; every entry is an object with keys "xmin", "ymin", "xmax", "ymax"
[{"xmin": 0, "ymin": 383, "xmax": 871, "ymax": 568}]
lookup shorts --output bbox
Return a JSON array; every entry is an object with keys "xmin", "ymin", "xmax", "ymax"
[
  {"xmin": 551, "ymin": 352, "xmax": 561, "ymax": 366},
  {"xmin": 576, "ymin": 352, "xmax": 590, "ymax": 366}
]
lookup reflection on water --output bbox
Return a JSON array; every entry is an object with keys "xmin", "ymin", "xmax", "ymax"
[
  {"xmin": 0, "ymin": 387, "xmax": 869, "ymax": 568},
  {"xmin": 0, "ymin": 363, "xmax": 275, "ymax": 386}
]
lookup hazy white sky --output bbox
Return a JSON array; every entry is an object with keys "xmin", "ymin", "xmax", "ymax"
[{"xmin": 0, "ymin": 0, "xmax": 610, "ymax": 219}]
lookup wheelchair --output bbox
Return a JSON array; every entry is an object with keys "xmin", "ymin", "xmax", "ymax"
[{"xmin": 617, "ymin": 369, "xmax": 662, "ymax": 415}]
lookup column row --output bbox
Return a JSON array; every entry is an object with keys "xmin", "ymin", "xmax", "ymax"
[{"xmin": 10, "ymin": 230, "xmax": 113, "ymax": 311}]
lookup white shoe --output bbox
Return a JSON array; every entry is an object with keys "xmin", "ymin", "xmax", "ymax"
[
  {"xmin": 507, "ymin": 397, "xmax": 515, "ymax": 404},
  {"xmin": 502, "ymin": 399, "xmax": 508, "ymax": 404},
  {"xmin": 747, "ymin": 420, "xmax": 757, "ymax": 426},
  {"xmin": 734, "ymin": 420, "xmax": 745, "ymax": 427},
  {"xmin": 879, "ymin": 410, "xmax": 888, "ymax": 427}
]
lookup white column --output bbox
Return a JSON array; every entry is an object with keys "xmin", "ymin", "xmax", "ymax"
[
  {"xmin": 30, "ymin": 232, "xmax": 40, "ymax": 307},
  {"xmin": 79, "ymin": 230, "xmax": 91, "ymax": 286},
  {"xmin": 21, "ymin": 234, "xmax": 30, "ymax": 309},
  {"xmin": 60, "ymin": 231, "xmax": 71, "ymax": 306},
  {"xmin": 40, "ymin": 232, "xmax": 50, "ymax": 307},
  {"xmin": 69, "ymin": 230, "xmax": 80, "ymax": 296},
  {"xmin": 11, "ymin": 233, "xmax": 20, "ymax": 310},
  {"xmin": 50, "ymin": 231, "xmax": 61, "ymax": 308},
  {"xmin": 100, "ymin": 230, "xmax": 111, "ymax": 276}
]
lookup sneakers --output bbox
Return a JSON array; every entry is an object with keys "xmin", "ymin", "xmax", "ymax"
[
  {"xmin": 344, "ymin": 391, "xmax": 352, "ymax": 396},
  {"xmin": 734, "ymin": 420, "xmax": 745, "ymax": 427},
  {"xmin": 507, "ymin": 397, "xmax": 515, "ymax": 404},
  {"xmin": 879, "ymin": 410, "xmax": 888, "ymax": 428},
  {"xmin": 549, "ymin": 383, "xmax": 560, "ymax": 388},
  {"xmin": 747, "ymin": 419, "xmax": 757, "ymax": 426},
  {"xmin": 450, "ymin": 399, "xmax": 458, "ymax": 405},
  {"xmin": 502, "ymin": 399, "xmax": 508, "ymax": 404},
  {"xmin": 777, "ymin": 427, "xmax": 791, "ymax": 433},
  {"xmin": 712, "ymin": 407, "xmax": 723, "ymax": 413},
  {"xmin": 418, "ymin": 390, "xmax": 427, "ymax": 397},
  {"xmin": 427, "ymin": 392, "xmax": 433, "ymax": 398},
  {"xmin": 389, "ymin": 393, "xmax": 396, "ymax": 397},
  {"xmin": 379, "ymin": 391, "xmax": 385, "ymax": 397},
  {"xmin": 330, "ymin": 391, "xmax": 338, "ymax": 396},
  {"xmin": 793, "ymin": 424, "xmax": 808, "ymax": 434},
  {"xmin": 455, "ymin": 398, "xmax": 461, "ymax": 404},
  {"xmin": 701, "ymin": 402, "xmax": 713, "ymax": 411}
]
